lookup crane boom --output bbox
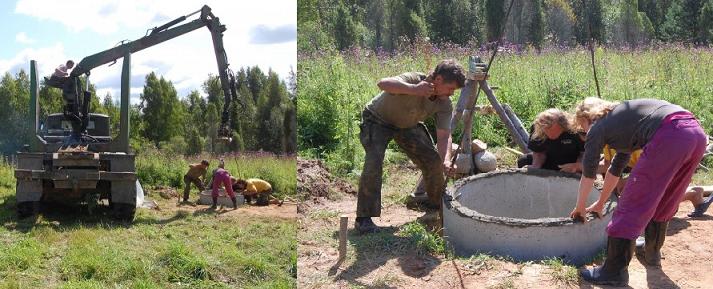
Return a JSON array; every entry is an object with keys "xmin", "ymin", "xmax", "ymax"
[{"xmin": 63, "ymin": 5, "xmax": 237, "ymax": 141}]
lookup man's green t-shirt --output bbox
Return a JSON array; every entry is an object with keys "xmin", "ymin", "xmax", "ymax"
[{"xmin": 365, "ymin": 72, "xmax": 453, "ymax": 130}]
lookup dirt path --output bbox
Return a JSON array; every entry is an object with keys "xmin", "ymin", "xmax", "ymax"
[
  {"xmin": 146, "ymin": 187, "xmax": 297, "ymax": 220},
  {"xmin": 297, "ymin": 160, "xmax": 713, "ymax": 289}
]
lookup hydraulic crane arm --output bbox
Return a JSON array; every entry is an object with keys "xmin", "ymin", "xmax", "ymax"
[{"xmin": 66, "ymin": 5, "xmax": 237, "ymax": 139}]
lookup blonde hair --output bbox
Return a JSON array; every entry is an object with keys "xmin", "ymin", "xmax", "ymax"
[
  {"xmin": 574, "ymin": 97, "xmax": 619, "ymax": 129},
  {"xmin": 531, "ymin": 108, "xmax": 574, "ymax": 141}
]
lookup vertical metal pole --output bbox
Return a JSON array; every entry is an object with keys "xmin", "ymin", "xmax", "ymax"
[
  {"xmin": 119, "ymin": 53, "xmax": 131, "ymax": 153},
  {"xmin": 29, "ymin": 60, "xmax": 39, "ymax": 135}
]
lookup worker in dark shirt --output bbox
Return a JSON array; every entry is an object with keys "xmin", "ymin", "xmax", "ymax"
[
  {"xmin": 517, "ymin": 108, "xmax": 585, "ymax": 173},
  {"xmin": 570, "ymin": 97, "xmax": 706, "ymax": 286}
]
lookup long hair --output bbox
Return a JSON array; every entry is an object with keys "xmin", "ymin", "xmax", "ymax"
[
  {"xmin": 531, "ymin": 108, "xmax": 574, "ymax": 141},
  {"xmin": 574, "ymin": 97, "xmax": 619, "ymax": 130}
]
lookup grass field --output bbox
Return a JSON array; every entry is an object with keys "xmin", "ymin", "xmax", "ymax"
[
  {"xmin": 136, "ymin": 150, "xmax": 296, "ymax": 200},
  {"xmin": 0, "ymin": 154, "xmax": 297, "ymax": 289},
  {"xmin": 298, "ymin": 46, "xmax": 713, "ymax": 174}
]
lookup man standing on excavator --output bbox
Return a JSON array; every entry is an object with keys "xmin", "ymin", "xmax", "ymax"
[{"xmin": 355, "ymin": 59, "xmax": 466, "ymax": 234}]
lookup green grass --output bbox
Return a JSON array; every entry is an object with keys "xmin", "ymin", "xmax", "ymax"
[
  {"xmin": 136, "ymin": 149, "xmax": 296, "ymax": 199},
  {"xmin": 0, "ymin": 160, "xmax": 296, "ymax": 288},
  {"xmin": 542, "ymin": 257, "xmax": 578, "ymax": 287},
  {"xmin": 298, "ymin": 47, "xmax": 713, "ymax": 175},
  {"xmin": 397, "ymin": 222, "xmax": 446, "ymax": 255}
]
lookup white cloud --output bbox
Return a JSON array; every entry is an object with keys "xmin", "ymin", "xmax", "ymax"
[
  {"xmin": 11, "ymin": 0, "xmax": 296, "ymax": 104},
  {"xmin": 15, "ymin": 32, "xmax": 35, "ymax": 44},
  {"xmin": 0, "ymin": 43, "xmax": 67, "ymax": 77}
]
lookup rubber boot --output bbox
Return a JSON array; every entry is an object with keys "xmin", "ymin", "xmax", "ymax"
[
  {"xmin": 210, "ymin": 196, "xmax": 218, "ymax": 210},
  {"xmin": 581, "ymin": 237, "xmax": 634, "ymax": 286},
  {"xmin": 231, "ymin": 197, "xmax": 238, "ymax": 209},
  {"xmin": 636, "ymin": 221, "xmax": 667, "ymax": 267},
  {"xmin": 354, "ymin": 217, "xmax": 379, "ymax": 234}
]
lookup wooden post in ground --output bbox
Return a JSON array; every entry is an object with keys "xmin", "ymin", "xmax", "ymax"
[{"xmin": 339, "ymin": 215, "xmax": 348, "ymax": 261}]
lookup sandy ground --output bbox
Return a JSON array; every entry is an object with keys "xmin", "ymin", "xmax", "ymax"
[
  {"xmin": 297, "ymin": 159, "xmax": 713, "ymax": 289},
  {"xmin": 147, "ymin": 187, "xmax": 297, "ymax": 220}
]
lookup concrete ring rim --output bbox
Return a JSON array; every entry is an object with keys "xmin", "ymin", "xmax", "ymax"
[{"xmin": 444, "ymin": 168, "xmax": 617, "ymax": 227}]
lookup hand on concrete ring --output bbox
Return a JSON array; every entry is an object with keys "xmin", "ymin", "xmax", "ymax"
[
  {"xmin": 558, "ymin": 163, "xmax": 578, "ymax": 173},
  {"xmin": 570, "ymin": 206, "xmax": 586, "ymax": 222},
  {"xmin": 586, "ymin": 202, "xmax": 604, "ymax": 219}
]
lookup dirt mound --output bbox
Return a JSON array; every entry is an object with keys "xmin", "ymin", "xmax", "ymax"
[{"xmin": 297, "ymin": 157, "xmax": 356, "ymax": 202}]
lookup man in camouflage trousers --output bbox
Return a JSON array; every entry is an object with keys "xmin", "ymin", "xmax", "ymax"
[
  {"xmin": 183, "ymin": 160, "xmax": 210, "ymax": 202},
  {"xmin": 355, "ymin": 59, "xmax": 465, "ymax": 234}
]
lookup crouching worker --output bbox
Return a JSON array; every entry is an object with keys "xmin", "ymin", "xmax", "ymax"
[
  {"xmin": 233, "ymin": 178, "xmax": 272, "ymax": 206},
  {"xmin": 182, "ymin": 160, "xmax": 209, "ymax": 202},
  {"xmin": 517, "ymin": 108, "xmax": 585, "ymax": 173},
  {"xmin": 210, "ymin": 160, "xmax": 238, "ymax": 209},
  {"xmin": 570, "ymin": 97, "xmax": 706, "ymax": 286}
]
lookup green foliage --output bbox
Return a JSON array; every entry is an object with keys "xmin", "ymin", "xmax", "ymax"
[
  {"xmin": 0, "ymin": 159, "xmax": 14, "ymax": 190},
  {"xmin": 158, "ymin": 242, "xmax": 209, "ymax": 282},
  {"xmin": 0, "ymin": 71, "xmax": 31, "ymax": 155},
  {"xmin": 139, "ymin": 72, "xmax": 185, "ymax": 148},
  {"xmin": 297, "ymin": 54, "xmax": 369, "ymax": 174},
  {"xmin": 298, "ymin": 48, "xmax": 713, "ymax": 174},
  {"xmin": 212, "ymin": 153, "xmax": 296, "ymax": 199},
  {"xmin": 158, "ymin": 135, "xmax": 188, "ymax": 156},
  {"xmin": 334, "ymin": 2, "xmax": 360, "ymax": 50},
  {"xmin": 299, "ymin": 0, "xmax": 713, "ymax": 52},
  {"xmin": 661, "ymin": 0, "xmax": 705, "ymax": 43},
  {"xmin": 136, "ymin": 149, "xmax": 187, "ymax": 188},
  {"xmin": 700, "ymin": 0, "xmax": 713, "ymax": 44},
  {"xmin": 397, "ymin": 222, "xmax": 446, "ymax": 255},
  {"xmin": 0, "ymin": 180, "xmax": 297, "ymax": 287},
  {"xmin": 186, "ymin": 127, "xmax": 204, "ymax": 155},
  {"xmin": 0, "ymin": 239, "xmax": 47, "ymax": 272},
  {"xmin": 610, "ymin": 0, "xmax": 654, "ymax": 47},
  {"xmin": 542, "ymin": 257, "xmax": 578, "ymax": 286},
  {"xmin": 546, "ymin": 0, "xmax": 576, "ymax": 45},
  {"xmin": 528, "ymin": 0, "xmax": 545, "ymax": 49},
  {"xmin": 205, "ymin": 103, "xmax": 220, "ymax": 153},
  {"xmin": 485, "ymin": 0, "xmax": 506, "ymax": 42},
  {"xmin": 572, "ymin": 0, "xmax": 605, "ymax": 45}
]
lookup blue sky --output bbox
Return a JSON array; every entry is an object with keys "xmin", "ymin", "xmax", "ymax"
[{"xmin": 0, "ymin": 0, "xmax": 296, "ymax": 104}]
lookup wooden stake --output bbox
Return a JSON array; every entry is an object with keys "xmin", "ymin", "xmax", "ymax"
[{"xmin": 339, "ymin": 215, "xmax": 348, "ymax": 261}]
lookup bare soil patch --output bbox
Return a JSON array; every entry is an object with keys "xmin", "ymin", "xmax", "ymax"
[{"xmin": 298, "ymin": 159, "xmax": 713, "ymax": 289}]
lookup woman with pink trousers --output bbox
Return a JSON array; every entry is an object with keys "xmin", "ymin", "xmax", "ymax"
[{"xmin": 570, "ymin": 97, "xmax": 707, "ymax": 286}]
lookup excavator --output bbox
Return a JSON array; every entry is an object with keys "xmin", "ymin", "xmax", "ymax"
[{"xmin": 14, "ymin": 5, "xmax": 238, "ymax": 221}]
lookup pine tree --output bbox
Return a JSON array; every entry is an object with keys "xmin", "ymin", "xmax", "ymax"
[
  {"xmin": 485, "ymin": 0, "xmax": 505, "ymax": 42},
  {"xmin": 139, "ymin": 72, "xmax": 184, "ymax": 147},
  {"xmin": 334, "ymin": 2, "xmax": 359, "ymax": 50},
  {"xmin": 698, "ymin": 0, "xmax": 713, "ymax": 44},
  {"xmin": 528, "ymin": 0, "xmax": 545, "ymax": 49},
  {"xmin": 661, "ymin": 0, "xmax": 704, "ymax": 43}
]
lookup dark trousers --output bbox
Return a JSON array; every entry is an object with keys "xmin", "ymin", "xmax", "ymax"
[
  {"xmin": 183, "ymin": 175, "xmax": 205, "ymax": 200},
  {"xmin": 357, "ymin": 109, "xmax": 445, "ymax": 217}
]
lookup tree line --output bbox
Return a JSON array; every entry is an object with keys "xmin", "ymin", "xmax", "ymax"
[
  {"xmin": 298, "ymin": 0, "xmax": 713, "ymax": 52},
  {"xmin": 0, "ymin": 66, "xmax": 297, "ymax": 156}
]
